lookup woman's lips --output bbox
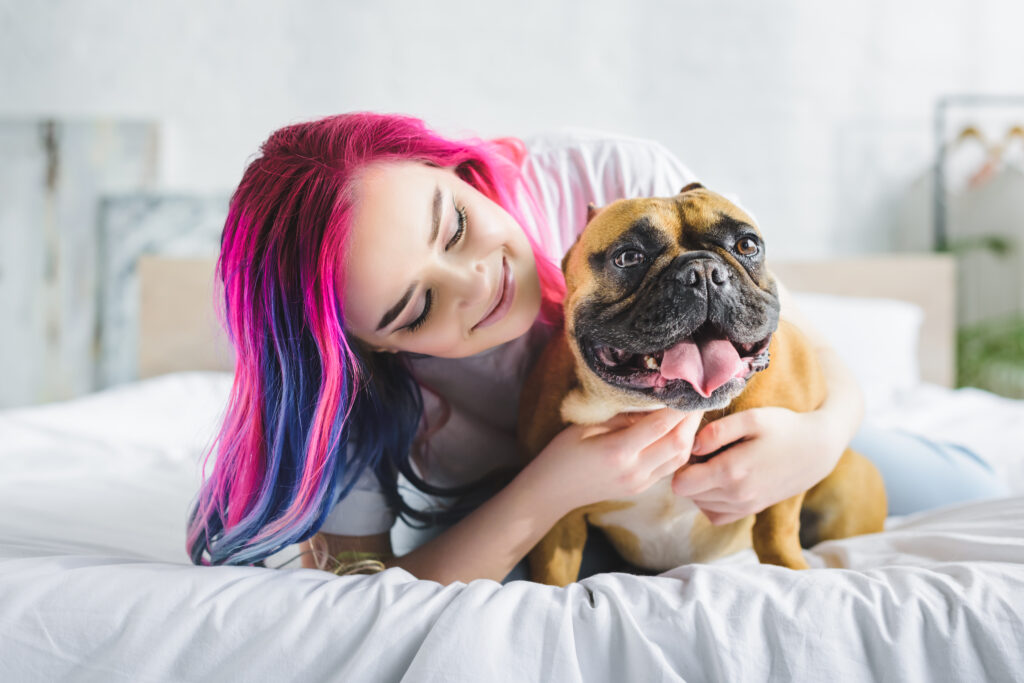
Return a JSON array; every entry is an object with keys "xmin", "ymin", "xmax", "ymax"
[{"xmin": 473, "ymin": 256, "xmax": 514, "ymax": 331}]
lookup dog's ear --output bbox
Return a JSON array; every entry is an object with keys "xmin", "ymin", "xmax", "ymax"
[
  {"xmin": 563, "ymin": 202, "xmax": 605, "ymax": 274},
  {"xmin": 561, "ymin": 236, "xmax": 580, "ymax": 274},
  {"xmin": 679, "ymin": 182, "xmax": 704, "ymax": 193},
  {"xmin": 563, "ymin": 202, "xmax": 603, "ymax": 274}
]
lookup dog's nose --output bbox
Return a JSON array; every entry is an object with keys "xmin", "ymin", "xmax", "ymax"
[
  {"xmin": 679, "ymin": 260, "xmax": 730, "ymax": 290},
  {"xmin": 708, "ymin": 262, "xmax": 730, "ymax": 287}
]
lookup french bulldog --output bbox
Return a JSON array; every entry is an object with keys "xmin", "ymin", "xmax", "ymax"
[{"xmin": 517, "ymin": 183, "xmax": 887, "ymax": 586}]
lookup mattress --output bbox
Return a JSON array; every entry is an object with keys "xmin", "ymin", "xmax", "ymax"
[{"xmin": 1, "ymin": 371, "xmax": 1023, "ymax": 681}]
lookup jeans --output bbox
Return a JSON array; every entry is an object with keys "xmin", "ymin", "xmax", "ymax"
[{"xmin": 849, "ymin": 424, "xmax": 1010, "ymax": 516}]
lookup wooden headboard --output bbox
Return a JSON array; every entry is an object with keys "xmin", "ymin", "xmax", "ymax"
[
  {"xmin": 137, "ymin": 256, "xmax": 234, "ymax": 378},
  {"xmin": 138, "ymin": 253, "xmax": 956, "ymax": 387},
  {"xmin": 770, "ymin": 254, "xmax": 956, "ymax": 387}
]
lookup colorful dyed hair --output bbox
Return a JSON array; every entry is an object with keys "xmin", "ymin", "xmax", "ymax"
[{"xmin": 186, "ymin": 112, "xmax": 566, "ymax": 566}]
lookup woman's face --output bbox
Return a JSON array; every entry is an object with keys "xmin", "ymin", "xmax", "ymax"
[{"xmin": 340, "ymin": 160, "xmax": 542, "ymax": 358}]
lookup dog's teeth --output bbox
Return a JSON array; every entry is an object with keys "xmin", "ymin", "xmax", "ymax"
[{"xmin": 643, "ymin": 354, "xmax": 660, "ymax": 370}]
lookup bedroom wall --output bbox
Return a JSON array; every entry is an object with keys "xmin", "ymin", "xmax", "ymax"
[
  {"xmin": 1, "ymin": 0, "xmax": 1022, "ymax": 406},
  {"xmin": 4, "ymin": 0, "xmax": 1023, "ymax": 255}
]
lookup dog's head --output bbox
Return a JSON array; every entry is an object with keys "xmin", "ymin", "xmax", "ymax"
[{"xmin": 561, "ymin": 183, "xmax": 778, "ymax": 412}]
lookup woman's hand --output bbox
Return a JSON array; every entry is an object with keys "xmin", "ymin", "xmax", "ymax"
[
  {"xmin": 670, "ymin": 407, "xmax": 846, "ymax": 525},
  {"xmin": 668, "ymin": 276, "xmax": 868, "ymax": 526},
  {"xmin": 528, "ymin": 407, "xmax": 704, "ymax": 513}
]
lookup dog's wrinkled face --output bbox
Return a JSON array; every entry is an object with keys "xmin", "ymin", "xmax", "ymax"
[{"xmin": 562, "ymin": 184, "xmax": 779, "ymax": 411}]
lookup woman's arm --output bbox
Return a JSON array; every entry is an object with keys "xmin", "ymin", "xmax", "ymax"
[
  {"xmin": 302, "ymin": 462, "xmax": 565, "ymax": 584},
  {"xmin": 670, "ymin": 277, "xmax": 866, "ymax": 525},
  {"xmin": 301, "ymin": 408, "xmax": 703, "ymax": 584}
]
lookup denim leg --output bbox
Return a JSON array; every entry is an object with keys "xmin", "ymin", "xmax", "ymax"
[{"xmin": 849, "ymin": 424, "xmax": 1011, "ymax": 516}]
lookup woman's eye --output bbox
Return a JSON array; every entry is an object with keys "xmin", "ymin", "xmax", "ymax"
[
  {"xmin": 406, "ymin": 290, "xmax": 432, "ymax": 332},
  {"xmin": 405, "ymin": 203, "xmax": 468, "ymax": 334},
  {"xmin": 406, "ymin": 203, "xmax": 468, "ymax": 334},
  {"xmin": 613, "ymin": 249, "xmax": 645, "ymax": 268},
  {"xmin": 446, "ymin": 202, "xmax": 468, "ymax": 250},
  {"xmin": 735, "ymin": 237, "xmax": 759, "ymax": 256}
]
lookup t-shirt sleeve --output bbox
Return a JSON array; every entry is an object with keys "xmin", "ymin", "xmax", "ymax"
[
  {"xmin": 518, "ymin": 128, "xmax": 701, "ymax": 261},
  {"xmin": 319, "ymin": 444, "xmax": 396, "ymax": 536}
]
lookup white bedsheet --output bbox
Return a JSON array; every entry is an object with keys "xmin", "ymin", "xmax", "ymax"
[{"xmin": 1, "ymin": 372, "xmax": 1023, "ymax": 681}]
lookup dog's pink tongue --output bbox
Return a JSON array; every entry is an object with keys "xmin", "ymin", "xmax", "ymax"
[{"xmin": 659, "ymin": 334, "xmax": 744, "ymax": 398}]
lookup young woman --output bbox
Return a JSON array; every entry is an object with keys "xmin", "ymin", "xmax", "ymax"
[{"xmin": 186, "ymin": 113, "xmax": 1008, "ymax": 584}]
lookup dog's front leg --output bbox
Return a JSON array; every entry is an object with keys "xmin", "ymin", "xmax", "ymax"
[
  {"xmin": 528, "ymin": 510, "xmax": 589, "ymax": 586},
  {"xmin": 751, "ymin": 492, "xmax": 810, "ymax": 570}
]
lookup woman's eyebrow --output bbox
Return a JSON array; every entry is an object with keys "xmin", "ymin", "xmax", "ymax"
[{"xmin": 375, "ymin": 184, "xmax": 443, "ymax": 332}]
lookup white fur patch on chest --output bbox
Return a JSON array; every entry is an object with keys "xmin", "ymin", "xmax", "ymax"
[
  {"xmin": 590, "ymin": 479, "xmax": 702, "ymax": 569},
  {"xmin": 590, "ymin": 479, "xmax": 753, "ymax": 571}
]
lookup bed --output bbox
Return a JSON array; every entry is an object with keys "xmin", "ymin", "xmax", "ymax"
[{"xmin": 2, "ymin": 254, "xmax": 1023, "ymax": 681}]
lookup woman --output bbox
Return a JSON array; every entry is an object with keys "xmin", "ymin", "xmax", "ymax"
[{"xmin": 186, "ymin": 113, "xmax": 1006, "ymax": 583}]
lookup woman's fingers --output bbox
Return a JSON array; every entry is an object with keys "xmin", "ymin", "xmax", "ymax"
[
  {"xmin": 583, "ymin": 408, "xmax": 659, "ymax": 440},
  {"xmin": 672, "ymin": 441, "xmax": 754, "ymax": 496},
  {"xmin": 671, "ymin": 461, "xmax": 719, "ymax": 497},
  {"xmin": 691, "ymin": 498, "xmax": 748, "ymax": 514},
  {"xmin": 692, "ymin": 410, "xmax": 758, "ymax": 455},
  {"xmin": 672, "ymin": 412, "xmax": 758, "ymax": 495},
  {"xmin": 646, "ymin": 417, "xmax": 703, "ymax": 481},
  {"xmin": 643, "ymin": 411, "xmax": 702, "ymax": 470},
  {"xmin": 598, "ymin": 406, "xmax": 689, "ymax": 453},
  {"xmin": 649, "ymin": 452, "xmax": 690, "ymax": 481},
  {"xmin": 686, "ymin": 488, "xmax": 736, "ymax": 505},
  {"xmin": 579, "ymin": 412, "xmax": 638, "ymax": 439}
]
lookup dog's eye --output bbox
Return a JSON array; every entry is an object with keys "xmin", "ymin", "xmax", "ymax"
[
  {"xmin": 735, "ymin": 237, "xmax": 759, "ymax": 256},
  {"xmin": 612, "ymin": 249, "xmax": 645, "ymax": 268}
]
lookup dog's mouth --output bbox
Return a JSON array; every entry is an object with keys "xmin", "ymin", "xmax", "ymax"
[{"xmin": 582, "ymin": 321, "xmax": 772, "ymax": 398}]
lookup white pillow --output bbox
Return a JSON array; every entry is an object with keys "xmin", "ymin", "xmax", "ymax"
[{"xmin": 789, "ymin": 292, "xmax": 924, "ymax": 417}]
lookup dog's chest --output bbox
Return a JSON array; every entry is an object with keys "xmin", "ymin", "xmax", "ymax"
[{"xmin": 589, "ymin": 479, "xmax": 754, "ymax": 571}]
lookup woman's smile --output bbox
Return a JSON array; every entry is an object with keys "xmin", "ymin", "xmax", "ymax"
[{"xmin": 472, "ymin": 254, "xmax": 515, "ymax": 331}]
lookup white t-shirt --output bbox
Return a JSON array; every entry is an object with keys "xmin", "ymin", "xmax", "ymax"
[{"xmin": 320, "ymin": 129, "xmax": 699, "ymax": 536}]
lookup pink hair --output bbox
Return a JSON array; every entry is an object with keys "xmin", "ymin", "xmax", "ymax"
[{"xmin": 187, "ymin": 112, "xmax": 565, "ymax": 566}]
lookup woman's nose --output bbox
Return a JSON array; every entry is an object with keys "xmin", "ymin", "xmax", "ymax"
[{"xmin": 449, "ymin": 259, "xmax": 490, "ymax": 309}]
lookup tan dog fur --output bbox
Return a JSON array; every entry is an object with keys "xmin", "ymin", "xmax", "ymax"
[{"xmin": 517, "ymin": 185, "xmax": 887, "ymax": 586}]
